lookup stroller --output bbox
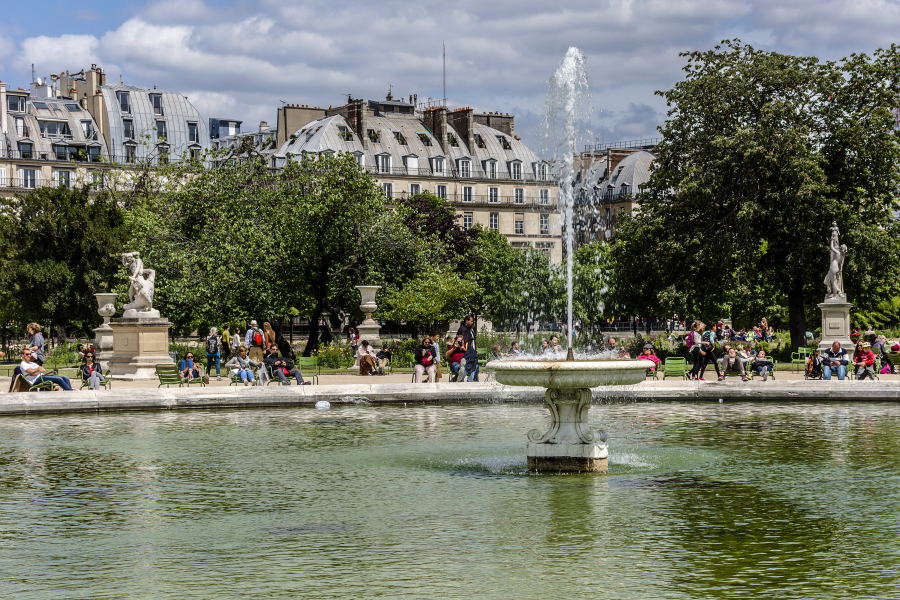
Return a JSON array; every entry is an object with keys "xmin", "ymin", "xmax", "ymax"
[{"xmin": 804, "ymin": 352, "xmax": 824, "ymax": 380}]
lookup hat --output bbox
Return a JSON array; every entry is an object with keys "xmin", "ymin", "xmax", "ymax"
[
  {"xmin": 643, "ymin": 343, "xmax": 653, "ymax": 350},
  {"xmin": 250, "ymin": 320, "xmax": 258, "ymax": 326},
  {"xmin": 863, "ymin": 342, "xmax": 871, "ymax": 348}
]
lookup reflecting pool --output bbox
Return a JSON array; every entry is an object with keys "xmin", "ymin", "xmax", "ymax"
[{"xmin": 1, "ymin": 402, "xmax": 899, "ymax": 599}]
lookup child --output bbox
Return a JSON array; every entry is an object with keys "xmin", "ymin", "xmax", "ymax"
[{"xmin": 854, "ymin": 342, "xmax": 876, "ymax": 380}]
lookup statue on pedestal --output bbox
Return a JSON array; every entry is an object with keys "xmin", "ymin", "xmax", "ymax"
[
  {"xmin": 824, "ymin": 223, "xmax": 847, "ymax": 303},
  {"xmin": 121, "ymin": 252, "xmax": 159, "ymax": 318}
]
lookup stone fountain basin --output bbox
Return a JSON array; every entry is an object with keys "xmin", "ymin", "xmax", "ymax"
[{"xmin": 487, "ymin": 359, "xmax": 649, "ymax": 388}]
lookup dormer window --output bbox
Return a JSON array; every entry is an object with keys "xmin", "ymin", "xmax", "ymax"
[
  {"xmin": 149, "ymin": 93, "xmax": 163, "ymax": 116},
  {"xmin": 18, "ymin": 141, "xmax": 33, "ymax": 158},
  {"xmin": 403, "ymin": 155, "xmax": 419, "ymax": 174},
  {"xmin": 338, "ymin": 126, "xmax": 353, "ymax": 141},
  {"xmin": 431, "ymin": 156, "xmax": 445, "ymax": 175},
  {"xmin": 483, "ymin": 160, "xmax": 497, "ymax": 179},
  {"xmin": 368, "ymin": 129, "xmax": 381, "ymax": 143},
  {"xmin": 123, "ymin": 119, "xmax": 134, "ymax": 140},
  {"xmin": 417, "ymin": 133, "xmax": 432, "ymax": 147},
  {"xmin": 156, "ymin": 120, "xmax": 167, "ymax": 141},
  {"xmin": 32, "ymin": 101, "xmax": 49, "ymax": 110},
  {"xmin": 65, "ymin": 103, "xmax": 80, "ymax": 112},
  {"xmin": 188, "ymin": 122, "xmax": 199, "ymax": 143},
  {"xmin": 377, "ymin": 154, "xmax": 391, "ymax": 174},
  {"xmin": 509, "ymin": 161, "xmax": 522, "ymax": 179},
  {"xmin": 536, "ymin": 163, "xmax": 548, "ymax": 181},
  {"xmin": 7, "ymin": 96, "xmax": 27, "ymax": 113},
  {"xmin": 352, "ymin": 151, "xmax": 365, "ymax": 168},
  {"xmin": 496, "ymin": 135, "xmax": 511, "ymax": 150},
  {"xmin": 448, "ymin": 132, "xmax": 459, "ymax": 147},
  {"xmin": 474, "ymin": 134, "xmax": 485, "ymax": 148},
  {"xmin": 117, "ymin": 91, "xmax": 131, "ymax": 113},
  {"xmin": 393, "ymin": 131, "xmax": 407, "ymax": 145},
  {"xmin": 457, "ymin": 159, "xmax": 470, "ymax": 178}
]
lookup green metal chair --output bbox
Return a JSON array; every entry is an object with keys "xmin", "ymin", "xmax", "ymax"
[
  {"xmin": 79, "ymin": 368, "xmax": 112, "ymax": 390},
  {"xmin": 294, "ymin": 357, "xmax": 319, "ymax": 385},
  {"xmin": 156, "ymin": 364, "xmax": 191, "ymax": 388},
  {"xmin": 662, "ymin": 357, "xmax": 689, "ymax": 380},
  {"xmin": 790, "ymin": 348, "xmax": 810, "ymax": 373}
]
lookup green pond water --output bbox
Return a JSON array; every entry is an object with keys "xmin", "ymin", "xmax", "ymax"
[{"xmin": 1, "ymin": 401, "xmax": 899, "ymax": 599}]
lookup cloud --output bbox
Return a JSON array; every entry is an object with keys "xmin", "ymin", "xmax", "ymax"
[{"xmin": 5, "ymin": 0, "xmax": 900, "ymax": 154}]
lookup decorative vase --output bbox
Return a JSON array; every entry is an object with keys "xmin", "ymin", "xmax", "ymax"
[
  {"xmin": 355, "ymin": 286, "xmax": 382, "ymax": 349},
  {"xmin": 93, "ymin": 292, "xmax": 117, "ymax": 356}
]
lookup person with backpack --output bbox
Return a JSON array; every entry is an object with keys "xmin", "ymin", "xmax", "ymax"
[
  {"xmin": 206, "ymin": 327, "xmax": 222, "ymax": 380},
  {"xmin": 245, "ymin": 320, "xmax": 266, "ymax": 362},
  {"xmin": 697, "ymin": 324, "xmax": 721, "ymax": 381},
  {"xmin": 687, "ymin": 321, "xmax": 703, "ymax": 380}
]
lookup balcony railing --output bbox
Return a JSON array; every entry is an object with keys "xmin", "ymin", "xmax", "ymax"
[
  {"xmin": 367, "ymin": 165, "xmax": 557, "ymax": 183},
  {"xmin": 444, "ymin": 194, "xmax": 556, "ymax": 208},
  {"xmin": 2, "ymin": 150, "xmax": 186, "ymax": 166},
  {"xmin": 583, "ymin": 137, "xmax": 661, "ymax": 152}
]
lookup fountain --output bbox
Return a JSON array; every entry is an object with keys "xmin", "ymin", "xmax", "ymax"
[{"xmin": 487, "ymin": 47, "xmax": 648, "ymax": 473}]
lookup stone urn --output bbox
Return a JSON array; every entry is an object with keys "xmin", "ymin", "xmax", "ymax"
[
  {"xmin": 355, "ymin": 285, "xmax": 382, "ymax": 349},
  {"xmin": 488, "ymin": 358, "xmax": 650, "ymax": 473},
  {"xmin": 93, "ymin": 292, "xmax": 118, "ymax": 358}
]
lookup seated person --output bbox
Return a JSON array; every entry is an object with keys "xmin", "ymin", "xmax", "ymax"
[
  {"xmin": 414, "ymin": 336, "xmax": 437, "ymax": 383},
  {"xmin": 539, "ymin": 339, "xmax": 550, "ymax": 354},
  {"xmin": 606, "ymin": 337, "xmax": 630, "ymax": 358},
  {"xmin": 445, "ymin": 335, "xmax": 466, "ymax": 381},
  {"xmin": 719, "ymin": 348, "xmax": 748, "ymax": 381},
  {"xmin": 264, "ymin": 348, "xmax": 308, "ymax": 385},
  {"xmin": 80, "ymin": 350, "xmax": 107, "ymax": 390},
  {"xmin": 749, "ymin": 350, "xmax": 773, "ymax": 381},
  {"xmin": 549, "ymin": 335, "xmax": 563, "ymax": 353},
  {"xmin": 224, "ymin": 345, "xmax": 262, "ymax": 385},
  {"xmin": 638, "ymin": 344, "xmax": 661, "ymax": 373},
  {"xmin": 491, "ymin": 343, "xmax": 503, "ymax": 360},
  {"xmin": 179, "ymin": 352, "xmax": 209, "ymax": 383},
  {"xmin": 19, "ymin": 348, "xmax": 73, "ymax": 390},
  {"xmin": 822, "ymin": 341, "xmax": 849, "ymax": 380},
  {"xmin": 508, "ymin": 341, "xmax": 521, "ymax": 356},
  {"xmin": 375, "ymin": 346, "xmax": 392, "ymax": 375},
  {"xmin": 357, "ymin": 340, "xmax": 377, "ymax": 376},
  {"xmin": 853, "ymin": 342, "xmax": 876, "ymax": 380}
]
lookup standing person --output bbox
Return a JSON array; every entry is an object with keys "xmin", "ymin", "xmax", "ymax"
[
  {"xmin": 698, "ymin": 324, "xmax": 721, "ymax": 381},
  {"xmin": 80, "ymin": 350, "xmax": 107, "ymax": 390},
  {"xmin": 357, "ymin": 340, "xmax": 376, "ymax": 376},
  {"xmin": 221, "ymin": 325, "xmax": 232, "ymax": 361},
  {"xmin": 245, "ymin": 320, "xmax": 265, "ymax": 362},
  {"xmin": 854, "ymin": 342, "xmax": 877, "ymax": 380},
  {"xmin": 414, "ymin": 335, "xmax": 437, "ymax": 383},
  {"xmin": 224, "ymin": 346, "xmax": 261, "ymax": 386},
  {"xmin": 687, "ymin": 321, "xmax": 703, "ymax": 380},
  {"xmin": 20, "ymin": 347, "xmax": 73, "ymax": 390},
  {"xmin": 457, "ymin": 315, "xmax": 478, "ymax": 382},
  {"xmin": 263, "ymin": 322, "xmax": 276, "ymax": 348},
  {"xmin": 822, "ymin": 341, "xmax": 849, "ymax": 380},
  {"xmin": 347, "ymin": 326, "xmax": 360, "ymax": 370},
  {"xmin": 205, "ymin": 327, "xmax": 222, "ymax": 380},
  {"xmin": 231, "ymin": 327, "xmax": 242, "ymax": 358},
  {"xmin": 27, "ymin": 323, "xmax": 46, "ymax": 366}
]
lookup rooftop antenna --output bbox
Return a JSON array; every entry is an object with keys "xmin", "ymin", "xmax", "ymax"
[
  {"xmin": 443, "ymin": 41, "xmax": 446, "ymax": 106},
  {"xmin": 31, "ymin": 63, "xmax": 35, "ymax": 84},
  {"xmin": 387, "ymin": 83, "xmax": 393, "ymax": 101}
]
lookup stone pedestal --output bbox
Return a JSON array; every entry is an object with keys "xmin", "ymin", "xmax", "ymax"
[
  {"xmin": 818, "ymin": 301, "xmax": 854, "ymax": 354},
  {"xmin": 93, "ymin": 292, "xmax": 117, "ymax": 360},
  {"xmin": 526, "ymin": 388, "xmax": 608, "ymax": 473},
  {"xmin": 107, "ymin": 318, "xmax": 174, "ymax": 380},
  {"xmin": 356, "ymin": 285, "xmax": 382, "ymax": 349}
]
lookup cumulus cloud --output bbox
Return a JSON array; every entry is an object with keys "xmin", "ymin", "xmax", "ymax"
[{"xmin": 4, "ymin": 0, "xmax": 900, "ymax": 154}]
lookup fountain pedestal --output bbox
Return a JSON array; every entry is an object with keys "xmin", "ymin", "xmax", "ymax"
[
  {"xmin": 488, "ymin": 359, "xmax": 648, "ymax": 473},
  {"xmin": 527, "ymin": 388, "xmax": 607, "ymax": 472}
]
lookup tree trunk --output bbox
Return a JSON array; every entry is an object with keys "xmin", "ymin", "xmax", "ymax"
[
  {"xmin": 56, "ymin": 324, "xmax": 66, "ymax": 347},
  {"xmin": 303, "ymin": 302, "xmax": 325, "ymax": 357},
  {"xmin": 787, "ymin": 285, "xmax": 807, "ymax": 352}
]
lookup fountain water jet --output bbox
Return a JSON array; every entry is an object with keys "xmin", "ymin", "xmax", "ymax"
[{"xmin": 488, "ymin": 47, "xmax": 648, "ymax": 473}]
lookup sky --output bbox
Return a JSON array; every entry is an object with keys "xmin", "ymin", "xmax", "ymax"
[{"xmin": 2, "ymin": 0, "xmax": 900, "ymax": 154}]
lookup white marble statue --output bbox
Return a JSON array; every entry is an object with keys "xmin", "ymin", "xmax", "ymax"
[
  {"xmin": 122, "ymin": 252, "xmax": 158, "ymax": 316},
  {"xmin": 824, "ymin": 222, "xmax": 847, "ymax": 302}
]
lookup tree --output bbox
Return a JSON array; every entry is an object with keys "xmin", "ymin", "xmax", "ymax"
[
  {"xmin": 0, "ymin": 185, "xmax": 130, "ymax": 342},
  {"xmin": 129, "ymin": 153, "xmax": 426, "ymax": 349},
  {"xmin": 609, "ymin": 41, "xmax": 900, "ymax": 349},
  {"xmin": 572, "ymin": 241, "xmax": 611, "ymax": 333},
  {"xmin": 380, "ymin": 267, "xmax": 479, "ymax": 335}
]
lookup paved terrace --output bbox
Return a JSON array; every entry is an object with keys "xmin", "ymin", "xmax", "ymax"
[{"xmin": 1, "ymin": 370, "xmax": 899, "ymax": 416}]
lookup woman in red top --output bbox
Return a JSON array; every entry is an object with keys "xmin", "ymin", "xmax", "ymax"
[{"xmin": 79, "ymin": 350, "xmax": 107, "ymax": 390}]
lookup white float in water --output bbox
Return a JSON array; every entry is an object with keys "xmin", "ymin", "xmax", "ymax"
[{"xmin": 315, "ymin": 401, "xmax": 330, "ymax": 409}]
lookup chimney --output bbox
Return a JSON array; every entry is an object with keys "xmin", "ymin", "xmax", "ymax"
[
  {"xmin": 80, "ymin": 93, "xmax": 88, "ymax": 109},
  {"xmin": 0, "ymin": 82, "xmax": 6, "ymax": 136},
  {"xmin": 260, "ymin": 121, "xmax": 269, "ymax": 131},
  {"xmin": 448, "ymin": 107, "xmax": 474, "ymax": 152},
  {"xmin": 347, "ymin": 98, "xmax": 368, "ymax": 149},
  {"xmin": 423, "ymin": 107, "xmax": 448, "ymax": 152}
]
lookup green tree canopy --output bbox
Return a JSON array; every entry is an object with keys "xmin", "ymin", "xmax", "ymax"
[
  {"xmin": 0, "ymin": 185, "xmax": 130, "ymax": 342},
  {"xmin": 609, "ymin": 40, "xmax": 900, "ymax": 348},
  {"xmin": 380, "ymin": 267, "xmax": 480, "ymax": 335}
]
